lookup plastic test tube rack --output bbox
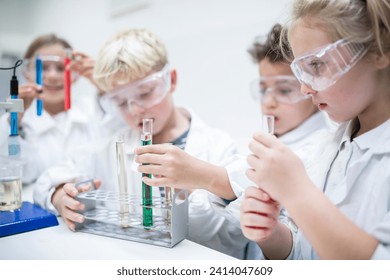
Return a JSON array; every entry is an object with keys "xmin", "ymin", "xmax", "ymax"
[{"xmin": 75, "ymin": 188, "xmax": 188, "ymax": 248}]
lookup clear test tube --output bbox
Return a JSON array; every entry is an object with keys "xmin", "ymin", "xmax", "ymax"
[
  {"xmin": 262, "ymin": 115, "xmax": 275, "ymax": 135},
  {"xmin": 141, "ymin": 119, "xmax": 153, "ymax": 228},
  {"xmin": 164, "ymin": 186, "xmax": 172, "ymax": 225},
  {"xmin": 116, "ymin": 135, "xmax": 129, "ymax": 228}
]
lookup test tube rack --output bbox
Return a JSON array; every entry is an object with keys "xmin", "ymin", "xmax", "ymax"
[{"xmin": 75, "ymin": 189, "xmax": 188, "ymax": 248}]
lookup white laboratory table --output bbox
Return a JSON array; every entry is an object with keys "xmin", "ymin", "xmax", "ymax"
[{"xmin": 0, "ymin": 185, "xmax": 235, "ymax": 260}]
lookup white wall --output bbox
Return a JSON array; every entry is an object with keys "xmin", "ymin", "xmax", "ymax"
[{"xmin": 0, "ymin": 0, "xmax": 291, "ymax": 150}]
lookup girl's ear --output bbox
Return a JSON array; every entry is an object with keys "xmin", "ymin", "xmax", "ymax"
[{"xmin": 374, "ymin": 52, "xmax": 390, "ymax": 69}]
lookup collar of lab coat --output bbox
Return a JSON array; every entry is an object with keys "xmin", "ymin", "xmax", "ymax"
[
  {"xmin": 279, "ymin": 111, "xmax": 329, "ymax": 146},
  {"xmin": 178, "ymin": 107, "xmax": 212, "ymax": 158},
  {"xmin": 306, "ymin": 117, "xmax": 390, "ymax": 192},
  {"xmin": 305, "ymin": 123, "xmax": 345, "ymax": 192},
  {"xmin": 337, "ymin": 117, "xmax": 390, "ymax": 155},
  {"xmin": 353, "ymin": 117, "xmax": 390, "ymax": 154},
  {"xmin": 21, "ymin": 99, "xmax": 91, "ymax": 136},
  {"xmin": 322, "ymin": 118, "xmax": 390, "ymax": 205}
]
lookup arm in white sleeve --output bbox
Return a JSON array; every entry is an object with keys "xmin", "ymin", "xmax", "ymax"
[
  {"xmin": 33, "ymin": 158, "xmax": 89, "ymax": 215},
  {"xmin": 370, "ymin": 213, "xmax": 390, "ymax": 259},
  {"xmin": 188, "ymin": 190, "xmax": 249, "ymax": 259},
  {"xmin": 225, "ymin": 155, "xmax": 253, "ymax": 198}
]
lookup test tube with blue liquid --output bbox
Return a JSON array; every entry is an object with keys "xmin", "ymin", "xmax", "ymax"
[
  {"xmin": 35, "ymin": 55, "xmax": 43, "ymax": 116},
  {"xmin": 9, "ymin": 71, "xmax": 20, "ymax": 158},
  {"xmin": 141, "ymin": 119, "xmax": 153, "ymax": 228}
]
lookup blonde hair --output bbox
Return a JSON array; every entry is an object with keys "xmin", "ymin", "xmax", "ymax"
[
  {"xmin": 287, "ymin": 0, "xmax": 390, "ymax": 57},
  {"xmin": 94, "ymin": 28, "xmax": 168, "ymax": 91}
]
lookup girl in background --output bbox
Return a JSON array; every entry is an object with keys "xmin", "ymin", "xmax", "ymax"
[{"xmin": 0, "ymin": 34, "xmax": 117, "ymax": 184}]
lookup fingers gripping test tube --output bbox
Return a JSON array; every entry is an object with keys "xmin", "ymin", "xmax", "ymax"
[
  {"xmin": 116, "ymin": 135, "xmax": 129, "ymax": 228},
  {"xmin": 64, "ymin": 49, "xmax": 72, "ymax": 111},
  {"xmin": 141, "ymin": 119, "xmax": 153, "ymax": 228},
  {"xmin": 262, "ymin": 115, "xmax": 275, "ymax": 135},
  {"xmin": 35, "ymin": 55, "xmax": 43, "ymax": 116}
]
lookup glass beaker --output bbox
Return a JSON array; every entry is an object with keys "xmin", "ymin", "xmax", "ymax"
[{"xmin": 0, "ymin": 157, "xmax": 22, "ymax": 211}]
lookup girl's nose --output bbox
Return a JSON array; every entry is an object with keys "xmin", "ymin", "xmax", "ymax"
[{"xmin": 262, "ymin": 92, "xmax": 278, "ymax": 108}]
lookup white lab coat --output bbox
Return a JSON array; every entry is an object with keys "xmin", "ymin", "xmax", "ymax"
[
  {"xmin": 222, "ymin": 111, "xmax": 332, "ymax": 259},
  {"xmin": 0, "ymin": 100, "xmax": 102, "ymax": 184},
  {"xmin": 0, "ymin": 97, "xmax": 124, "ymax": 185},
  {"xmin": 33, "ymin": 108, "xmax": 249, "ymax": 259},
  {"xmin": 289, "ymin": 117, "xmax": 390, "ymax": 259}
]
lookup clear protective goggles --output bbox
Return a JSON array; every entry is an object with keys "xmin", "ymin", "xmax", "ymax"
[
  {"xmin": 250, "ymin": 75, "xmax": 310, "ymax": 104},
  {"xmin": 22, "ymin": 55, "xmax": 77, "ymax": 81},
  {"xmin": 290, "ymin": 39, "xmax": 367, "ymax": 91},
  {"xmin": 104, "ymin": 64, "xmax": 171, "ymax": 111}
]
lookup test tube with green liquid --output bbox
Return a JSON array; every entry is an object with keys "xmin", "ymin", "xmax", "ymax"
[{"xmin": 141, "ymin": 118, "xmax": 153, "ymax": 228}]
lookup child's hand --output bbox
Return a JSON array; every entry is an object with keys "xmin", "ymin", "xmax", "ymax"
[
  {"xmin": 68, "ymin": 51, "xmax": 104, "ymax": 94},
  {"xmin": 246, "ymin": 132, "xmax": 309, "ymax": 203},
  {"xmin": 18, "ymin": 83, "xmax": 42, "ymax": 111},
  {"xmin": 135, "ymin": 144, "xmax": 205, "ymax": 190},
  {"xmin": 51, "ymin": 179, "xmax": 101, "ymax": 231},
  {"xmin": 240, "ymin": 187, "xmax": 280, "ymax": 243}
]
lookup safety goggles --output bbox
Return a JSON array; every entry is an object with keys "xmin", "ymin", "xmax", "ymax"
[
  {"xmin": 290, "ymin": 39, "xmax": 367, "ymax": 91},
  {"xmin": 250, "ymin": 75, "xmax": 309, "ymax": 104},
  {"xmin": 104, "ymin": 64, "xmax": 171, "ymax": 111},
  {"xmin": 23, "ymin": 55, "xmax": 77, "ymax": 81}
]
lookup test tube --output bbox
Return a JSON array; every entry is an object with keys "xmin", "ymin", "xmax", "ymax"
[
  {"xmin": 64, "ymin": 49, "xmax": 72, "ymax": 111},
  {"xmin": 35, "ymin": 55, "xmax": 43, "ymax": 116},
  {"xmin": 259, "ymin": 115, "xmax": 275, "ymax": 198},
  {"xmin": 262, "ymin": 115, "xmax": 275, "ymax": 135},
  {"xmin": 116, "ymin": 135, "xmax": 129, "ymax": 228},
  {"xmin": 164, "ymin": 186, "xmax": 172, "ymax": 224},
  {"xmin": 141, "ymin": 119, "xmax": 153, "ymax": 228},
  {"xmin": 9, "ymin": 75, "xmax": 18, "ymax": 137}
]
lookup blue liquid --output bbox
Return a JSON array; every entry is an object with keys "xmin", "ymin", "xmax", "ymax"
[
  {"xmin": 9, "ymin": 95, "xmax": 18, "ymax": 136},
  {"xmin": 36, "ymin": 57, "xmax": 43, "ymax": 116},
  {"xmin": 36, "ymin": 99, "xmax": 43, "ymax": 116}
]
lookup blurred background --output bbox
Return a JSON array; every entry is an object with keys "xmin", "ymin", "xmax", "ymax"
[{"xmin": 0, "ymin": 0, "xmax": 291, "ymax": 151}]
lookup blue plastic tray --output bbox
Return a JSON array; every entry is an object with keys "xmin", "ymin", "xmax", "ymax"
[{"xmin": 0, "ymin": 202, "xmax": 58, "ymax": 237}]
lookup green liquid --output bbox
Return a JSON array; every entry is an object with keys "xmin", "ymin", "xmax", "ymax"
[{"xmin": 141, "ymin": 139, "xmax": 153, "ymax": 228}]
